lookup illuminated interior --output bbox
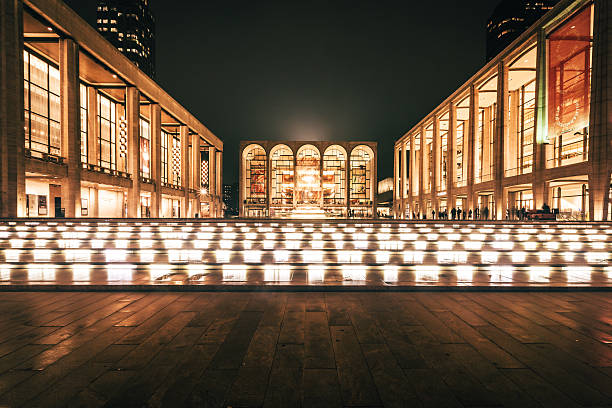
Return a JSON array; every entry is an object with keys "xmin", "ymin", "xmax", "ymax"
[
  {"xmin": 241, "ymin": 142, "xmax": 376, "ymax": 218},
  {"xmin": 393, "ymin": 3, "xmax": 606, "ymax": 222}
]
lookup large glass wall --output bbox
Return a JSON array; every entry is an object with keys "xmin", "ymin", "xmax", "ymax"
[
  {"xmin": 323, "ymin": 145, "xmax": 346, "ymax": 205},
  {"xmin": 412, "ymin": 134, "xmax": 420, "ymax": 193},
  {"xmin": 455, "ymin": 96, "xmax": 470, "ymax": 187},
  {"xmin": 296, "ymin": 145, "xmax": 321, "ymax": 205},
  {"xmin": 437, "ymin": 112, "xmax": 449, "ymax": 193},
  {"xmin": 161, "ymin": 130, "xmax": 169, "ymax": 184},
  {"xmin": 243, "ymin": 144, "xmax": 266, "ymax": 204},
  {"xmin": 476, "ymin": 73, "xmax": 496, "ymax": 183},
  {"xmin": 546, "ymin": 5, "xmax": 593, "ymax": 168},
  {"xmin": 505, "ymin": 46, "xmax": 536, "ymax": 176},
  {"xmin": 550, "ymin": 181, "xmax": 588, "ymax": 220},
  {"xmin": 97, "ymin": 92, "xmax": 117, "ymax": 170},
  {"xmin": 23, "ymin": 49, "xmax": 61, "ymax": 158},
  {"xmin": 350, "ymin": 145, "xmax": 374, "ymax": 206},
  {"xmin": 423, "ymin": 123, "xmax": 433, "ymax": 194},
  {"xmin": 79, "ymin": 84, "xmax": 88, "ymax": 164},
  {"xmin": 139, "ymin": 118, "xmax": 151, "ymax": 179},
  {"xmin": 270, "ymin": 145, "xmax": 294, "ymax": 205}
]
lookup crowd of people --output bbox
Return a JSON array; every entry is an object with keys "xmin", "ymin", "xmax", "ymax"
[
  {"xmin": 406, "ymin": 203, "xmax": 553, "ymax": 221},
  {"xmin": 411, "ymin": 206, "xmax": 490, "ymax": 221}
]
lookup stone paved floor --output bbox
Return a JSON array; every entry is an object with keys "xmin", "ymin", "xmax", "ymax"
[{"xmin": 0, "ymin": 291, "xmax": 611, "ymax": 407}]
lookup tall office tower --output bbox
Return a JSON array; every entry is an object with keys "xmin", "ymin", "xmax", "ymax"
[
  {"xmin": 96, "ymin": 0, "xmax": 155, "ymax": 78},
  {"xmin": 486, "ymin": 0, "xmax": 560, "ymax": 61}
]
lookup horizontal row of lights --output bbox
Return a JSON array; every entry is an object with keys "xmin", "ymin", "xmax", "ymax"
[
  {"xmin": 2, "ymin": 248, "xmax": 609, "ymax": 264},
  {"xmin": 4, "ymin": 239, "xmax": 607, "ymax": 251},
  {"xmin": 3, "ymin": 225, "xmax": 610, "ymax": 233},
  {"xmin": 2, "ymin": 264, "xmax": 610, "ymax": 283}
]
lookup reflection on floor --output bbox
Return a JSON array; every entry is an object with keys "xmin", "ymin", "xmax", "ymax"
[
  {"xmin": 1, "ymin": 291, "xmax": 612, "ymax": 407},
  {"xmin": 0, "ymin": 218, "xmax": 610, "ymax": 288}
]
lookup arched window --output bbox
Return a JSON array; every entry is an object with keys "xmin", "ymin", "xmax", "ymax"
[
  {"xmin": 270, "ymin": 145, "xmax": 294, "ymax": 205},
  {"xmin": 323, "ymin": 145, "xmax": 346, "ymax": 205},
  {"xmin": 350, "ymin": 145, "xmax": 374, "ymax": 205},
  {"xmin": 296, "ymin": 145, "xmax": 321, "ymax": 205},
  {"xmin": 243, "ymin": 144, "xmax": 266, "ymax": 204}
]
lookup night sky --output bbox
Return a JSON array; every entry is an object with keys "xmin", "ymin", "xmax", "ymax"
[{"xmin": 64, "ymin": 0, "xmax": 502, "ymax": 185}]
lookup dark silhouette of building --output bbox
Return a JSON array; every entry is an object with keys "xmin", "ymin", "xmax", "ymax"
[
  {"xmin": 223, "ymin": 183, "xmax": 238, "ymax": 216},
  {"xmin": 96, "ymin": 0, "xmax": 155, "ymax": 78},
  {"xmin": 486, "ymin": 0, "xmax": 559, "ymax": 61}
]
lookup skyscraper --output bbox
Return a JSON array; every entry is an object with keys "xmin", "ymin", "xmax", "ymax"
[
  {"xmin": 486, "ymin": 0, "xmax": 559, "ymax": 61},
  {"xmin": 96, "ymin": 0, "xmax": 155, "ymax": 78}
]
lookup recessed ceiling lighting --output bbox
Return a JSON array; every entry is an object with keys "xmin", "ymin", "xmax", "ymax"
[
  {"xmin": 47, "ymin": 27, "xmax": 53, "ymax": 31},
  {"xmin": 571, "ymin": 25, "xmax": 576, "ymax": 29},
  {"xmin": 112, "ymin": 74, "xmax": 117, "ymax": 78}
]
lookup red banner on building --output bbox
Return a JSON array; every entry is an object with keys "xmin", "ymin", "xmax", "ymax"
[{"xmin": 548, "ymin": 6, "xmax": 592, "ymax": 138}]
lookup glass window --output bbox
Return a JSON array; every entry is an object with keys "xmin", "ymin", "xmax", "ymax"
[
  {"xmin": 270, "ymin": 146, "xmax": 294, "ymax": 205},
  {"xmin": 161, "ymin": 130, "xmax": 169, "ymax": 184},
  {"xmin": 323, "ymin": 146, "xmax": 346, "ymax": 205},
  {"xmin": 23, "ymin": 49, "xmax": 61, "ymax": 158},
  {"xmin": 244, "ymin": 145, "xmax": 266, "ymax": 203},
  {"xmin": 412, "ymin": 134, "xmax": 420, "ymax": 192},
  {"xmin": 80, "ymin": 83, "xmax": 88, "ymax": 164},
  {"xmin": 97, "ymin": 92, "xmax": 117, "ymax": 170},
  {"xmin": 438, "ymin": 113, "xmax": 449, "ymax": 192},
  {"xmin": 139, "ymin": 118, "xmax": 150, "ymax": 178},
  {"xmin": 350, "ymin": 145, "xmax": 373, "ymax": 205},
  {"xmin": 296, "ymin": 146, "xmax": 321, "ymax": 205},
  {"xmin": 547, "ymin": 5, "xmax": 593, "ymax": 168}
]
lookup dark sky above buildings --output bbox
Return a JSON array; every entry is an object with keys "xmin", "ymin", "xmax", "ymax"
[{"xmin": 65, "ymin": 0, "xmax": 502, "ymax": 184}]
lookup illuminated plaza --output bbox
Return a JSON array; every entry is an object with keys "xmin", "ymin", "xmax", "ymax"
[{"xmin": 0, "ymin": 219, "xmax": 609, "ymax": 288}]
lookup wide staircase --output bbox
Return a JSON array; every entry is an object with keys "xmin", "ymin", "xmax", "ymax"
[{"xmin": 0, "ymin": 219, "xmax": 610, "ymax": 288}]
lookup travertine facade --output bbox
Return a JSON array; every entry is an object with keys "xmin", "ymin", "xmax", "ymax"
[
  {"xmin": 394, "ymin": 0, "xmax": 611, "ymax": 221},
  {"xmin": 0, "ymin": 0, "xmax": 223, "ymax": 218}
]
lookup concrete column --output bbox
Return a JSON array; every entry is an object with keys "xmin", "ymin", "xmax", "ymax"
[
  {"xmin": 239, "ymin": 146, "xmax": 244, "ymax": 217},
  {"xmin": 87, "ymin": 86, "xmax": 98, "ymax": 166},
  {"xmin": 192, "ymin": 134, "xmax": 201, "ymax": 216},
  {"xmin": 208, "ymin": 146, "xmax": 216, "ymax": 217},
  {"xmin": 150, "ymin": 103, "xmax": 161, "ymax": 217},
  {"xmin": 92, "ymin": 188, "xmax": 99, "ymax": 217},
  {"xmin": 59, "ymin": 38, "xmax": 81, "ymax": 218},
  {"xmin": 418, "ymin": 126, "xmax": 425, "ymax": 214},
  {"xmin": 372, "ymin": 145, "xmax": 378, "ymax": 218},
  {"xmin": 533, "ymin": 29, "xmax": 548, "ymax": 211},
  {"xmin": 588, "ymin": 0, "xmax": 612, "ymax": 221},
  {"xmin": 448, "ymin": 102, "xmax": 457, "ymax": 209},
  {"xmin": 345, "ymin": 152, "xmax": 351, "ymax": 217},
  {"xmin": 432, "ymin": 114, "xmax": 439, "ymax": 212},
  {"xmin": 402, "ymin": 141, "xmax": 408, "ymax": 216},
  {"xmin": 293, "ymin": 153, "xmax": 297, "ymax": 211},
  {"xmin": 494, "ymin": 61, "xmax": 507, "ymax": 219},
  {"xmin": 126, "ymin": 86, "xmax": 140, "ymax": 217},
  {"xmin": 180, "ymin": 125, "xmax": 189, "ymax": 217},
  {"xmin": 399, "ymin": 145, "xmax": 405, "ymax": 218},
  {"xmin": 393, "ymin": 146, "xmax": 399, "ymax": 217},
  {"xmin": 0, "ymin": 0, "xmax": 25, "ymax": 217},
  {"xmin": 216, "ymin": 149, "xmax": 222, "ymax": 217},
  {"xmin": 467, "ymin": 85, "xmax": 478, "ymax": 211}
]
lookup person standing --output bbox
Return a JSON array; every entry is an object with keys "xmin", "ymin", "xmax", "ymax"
[{"xmin": 483, "ymin": 206, "xmax": 489, "ymax": 220}]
